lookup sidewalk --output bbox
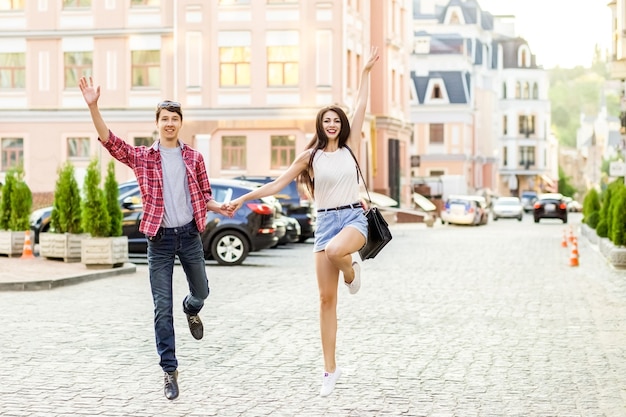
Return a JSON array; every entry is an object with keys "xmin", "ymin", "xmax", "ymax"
[{"xmin": 0, "ymin": 255, "xmax": 136, "ymax": 291}]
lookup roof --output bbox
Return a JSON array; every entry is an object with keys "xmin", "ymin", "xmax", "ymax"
[{"xmin": 411, "ymin": 71, "xmax": 470, "ymax": 104}]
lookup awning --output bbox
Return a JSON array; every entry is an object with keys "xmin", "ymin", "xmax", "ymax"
[
  {"xmin": 360, "ymin": 191, "xmax": 398, "ymax": 207},
  {"xmin": 540, "ymin": 174, "xmax": 556, "ymax": 187},
  {"xmin": 412, "ymin": 193, "xmax": 437, "ymax": 212}
]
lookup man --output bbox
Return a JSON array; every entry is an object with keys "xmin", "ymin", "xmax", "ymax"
[{"xmin": 79, "ymin": 76, "xmax": 229, "ymax": 400}]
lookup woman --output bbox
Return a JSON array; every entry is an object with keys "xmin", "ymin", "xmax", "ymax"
[{"xmin": 228, "ymin": 47, "xmax": 379, "ymax": 397}]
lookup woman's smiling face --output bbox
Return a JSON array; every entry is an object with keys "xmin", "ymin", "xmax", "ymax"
[{"xmin": 322, "ymin": 110, "xmax": 341, "ymax": 141}]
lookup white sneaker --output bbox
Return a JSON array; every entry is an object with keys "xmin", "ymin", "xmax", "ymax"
[
  {"xmin": 320, "ymin": 367, "xmax": 342, "ymax": 397},
  {"xmin": 344, "ymin": 262, "xmax": 361, "ymax": 295}
]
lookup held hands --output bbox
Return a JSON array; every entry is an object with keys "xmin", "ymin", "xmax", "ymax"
[
  {"xmin": 219, "ymin": 197, "xmax": 244, "ymax": 218},
  {"xmin": 78, "ymin": 76, "xmax": 100, "ymax": 106}
]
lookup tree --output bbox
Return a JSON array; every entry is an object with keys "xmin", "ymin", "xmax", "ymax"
[
  {"xmin": 582, "ymin": 187, "xmax": 601, "ymax": 228},
  {"xmin": 104, "ymin": 160, "xmax": 122, "ymax": 237},
  {"xmin": 557, "ymin": 166, "xmax": 577, "ymax": 197},
  {"xmin": 81, "ymin": 158, "xmax": 111, "ymax": 238},
  {"xmin": 610, "ymin": 185, "xmax": 626, "ymax": 246},
  {"xmin": 0, "ymin": 170, "xmax": 16, "ymax": 230},
  {"xmin": 50, "ymin": 162, "xmax": 82, "ymax": 234},
  {"xmin": 0, "ymin": 167, "xmax": 32, "ymax": 231}
]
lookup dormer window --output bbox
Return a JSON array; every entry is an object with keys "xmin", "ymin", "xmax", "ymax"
[
  {"xmin": 432, "ymin": 84, "xmax": 442, "ymax": 99},
  {"xmin": 450, "ymin": 11, "xmax": 460, "ymax": 24}
]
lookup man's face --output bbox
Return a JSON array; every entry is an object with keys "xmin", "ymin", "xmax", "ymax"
[{"xmin": 156, "ymin": 109, "xmax": 182, "ymax": 142}]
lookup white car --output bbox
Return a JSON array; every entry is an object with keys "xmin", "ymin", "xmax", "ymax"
[
  {"xmin": 440, "ymin": 195, "xmax": 487, "ymax": 226},
  {"xmin": 492, "ymin": 197, "xmax": 523, "ymax": 221}
]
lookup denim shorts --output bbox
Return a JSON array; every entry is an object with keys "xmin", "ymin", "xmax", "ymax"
[{"xmin": 313, "ymin": 206, "xmax": 368, "ymax": 252}]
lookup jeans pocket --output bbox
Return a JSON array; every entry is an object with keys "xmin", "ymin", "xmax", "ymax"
[{"xmin": 147, "ymin": 228, "xmax": 164, "ymax": 243}]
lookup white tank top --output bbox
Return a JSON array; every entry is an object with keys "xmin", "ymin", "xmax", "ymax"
[{"xmin": 312, "ymin": 147, "xmax": 361, "ymax": 210}]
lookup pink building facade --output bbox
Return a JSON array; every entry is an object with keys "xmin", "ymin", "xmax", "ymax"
[{"xmin": 0, "ymin": 0, "xmax": 413, "ymax": 208}]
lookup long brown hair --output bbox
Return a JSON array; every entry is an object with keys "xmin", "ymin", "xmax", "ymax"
[{"xmin": 297, "ymin": 105, "xmax": 351, "ymax": 198}]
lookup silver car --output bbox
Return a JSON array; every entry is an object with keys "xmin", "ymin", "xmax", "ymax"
[{"xmin": 492, "ymin": 197, "xmax": 523, "ymax": 221}]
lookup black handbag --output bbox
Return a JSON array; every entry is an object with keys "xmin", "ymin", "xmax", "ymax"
[
  {"xmin": 359, "ymin": 205, "xmax": 392, "ymax": 260},
  {"xmin": 344, "ymin": 146, "xmax": 393, "ymax": 261}
]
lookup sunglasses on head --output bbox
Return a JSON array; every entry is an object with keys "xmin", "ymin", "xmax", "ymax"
[{"xmin": 157, "ymin": 101, "xmax": 181, "ymax": 109}]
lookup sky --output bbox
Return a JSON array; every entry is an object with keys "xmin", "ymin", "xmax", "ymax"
[{"xmin": 477, "ymin": 0, "xmax": 611, "ymax": 69}]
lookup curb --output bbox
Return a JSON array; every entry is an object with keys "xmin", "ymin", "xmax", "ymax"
[{"xmin": 0, "ymin": 263, "xmax": 137, "ymax": 291}]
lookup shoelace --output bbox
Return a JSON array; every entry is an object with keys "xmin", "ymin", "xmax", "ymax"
[
  {"xmin": 164, "ymin": 373, "xmax": 175, "ymax": 384},
  {"xmin": 189, "ymin": 315, "xmax": 200, "ymax": 324}
]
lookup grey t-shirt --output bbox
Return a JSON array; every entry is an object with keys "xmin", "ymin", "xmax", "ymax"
[{"xmin": 159, "ymin": 143, "xmax": 193, "ymax": 228}]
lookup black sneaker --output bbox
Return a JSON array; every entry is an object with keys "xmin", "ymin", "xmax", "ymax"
[
  {"xmin": 163, "ymin": 370, "xmax": 179, "ymax": 400},
  {"xmin": 186, "ymin": 313, "xmax": 204, "ymax": 340}
]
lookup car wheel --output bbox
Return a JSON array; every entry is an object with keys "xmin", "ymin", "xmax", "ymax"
[
  {"xmin": 493, "ymin": 216, "xmax": 498, "ymax": 221},
  {"xmin": 210, "ymin": 230, "xmax": 249, "ymax": 266},
  {"xmin": 517, "ymin": 216, "xmax": 522, "ymax": 221},
  {"xmin": 534, "ymin": 218, "xmax": 539, "ymax": 223},
  {"xmin": 563, "ymin": 217, "xmax": 568, "ymax": 224},
  {"xmin": 298, "ymin": 236, "xmax": 309, "ymax": 243}
]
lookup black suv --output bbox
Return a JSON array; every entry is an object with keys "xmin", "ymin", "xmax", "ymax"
[{"xmin": 233, "ymin": 176, "xmax": 316, "ymax": 242}]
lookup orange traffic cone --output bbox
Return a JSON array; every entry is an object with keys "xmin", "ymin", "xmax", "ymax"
[
  {"xmin": 21, "ymin": 230, "xmax": 35, "ymax": 259},
  {"xmin": 569, "ymin": 240, "xmax": 579, "ymax": 267},
  {"xmin": 568, "ymin": 227, "xmax": 575, "ymax": 243},
  {"xmin": 561, "ymin": 230, "xmax": 568, "ymax": 247},
  {"xmin": 571, "ymin": 237, "xmax": 579, "ymax": 257}
]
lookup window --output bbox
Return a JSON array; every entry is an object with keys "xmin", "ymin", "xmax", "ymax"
[
  {"xmin": 134, "ymin": 136, "xmax": 154, "ymax": 147},
  {"xmin": 67, "ymin": 137, "xmax": 90, "ymax": 159},
  {"xmin": 523, "ymin": 82, "xmax": 529, "ymax": 99},
  {"xmin": 1, "ymin": 137, "xmax": 23, "ymax": 170},
  {"xmin": 518, "ymin": 115, "xmax": 535, "ymax": 137},
  {"xmin": 222, "ymin": 136, "xmax": 246, "ymax": 169},
  {"xmin": 267, "ymin": 46, "xmax": 298, "ymax": 86},
  {"xmin": 532, "ymin": 83, "xmax": 539, "ymax": 99},
  {"xmin": 63, "ymin": 0, "xmax": 91, "ymax": 8},
  {"xmin": 503, "ymin": 115, "xmax": 507, "ymax": 135},
  {"xmin": 519, "ymin": 146, "xmax": 535, "ymax": 168},
  {"xmin": 131, "ymin": 50, "xmax": 160, "ymax": 88},
  {"xmin": 502, "ymin": 147, "xmax": 508, "ymax": 167},
  {"xmin": 0, "ymin": 53, "xmax": 25, "ymax": 89},
  {"xmin": 431, "ymin": 84, "xmax": 442, "ymax": 99},
  {"xmin": 131, "ymin": 0, "xmax": 160, "ymax": 5},
  {"xmin": 429, "ymin": 124, "xmax": 444, "ymax": 144},
  {"xmin": 219, "ymin": 46, "xmax": 251, "ymax": 87},
  {"xmin": 429, "ymin": 170, "xmax": 444, "ymax": 176},
  {"xmin": 0, "ymin": 0, "xmax": 25, "ymax": 10},
  {"xmin": 502, "ymin": 82, "xmax": 507, "ymax": 99},
  {"xmin": 271, "ymin": 135, "xmax": 295, "ymax": 169},
  {"xmin": 64, "ymin": 51, "xmax": 92, "ymax": 89},
  {"xmin": 515, "ymin": 82, "xmax": 521, "ymax": 99}
]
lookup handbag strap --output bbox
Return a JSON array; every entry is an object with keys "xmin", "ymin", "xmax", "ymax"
[{"xmin": 344, "ymin": 146, "xmax": 372, "ymax": 205}]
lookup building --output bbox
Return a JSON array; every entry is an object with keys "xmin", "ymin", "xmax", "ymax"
[
  {"xmin": 0, "ymin": 0, "xmax": 413, "ymax": 207},
  {"xmin": 410, "ymin": 0, "xmax": 556, "ymax": 198}
]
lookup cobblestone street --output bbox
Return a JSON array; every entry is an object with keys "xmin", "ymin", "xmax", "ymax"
[{"xmin": 1, "ymin": 213, "xmax": 626, "ymax": 416}]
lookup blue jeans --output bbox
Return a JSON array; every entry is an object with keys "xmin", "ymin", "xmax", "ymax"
[{"xmin": 147, "ymin": 220, "xmax": 209, "ymax": 372}]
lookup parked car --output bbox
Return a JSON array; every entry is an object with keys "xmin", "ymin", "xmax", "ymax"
[
  {"xmin": 491, "ymin": 196, "xmax": 523, "ymax": 221},
  {"xmin": 233, "ymin": 176, "xmax": 316, "ymax": 242},
  {"xmin": 119, "ymin": 178, "xmax": 280, "ymax": 265},
  {"xmin": 563, "ymin": 196, "xmax": 583, "ymax": 212},
  {"xmin": 533, "ymin": 193, "xmax": 568, "ymax": 223},
  {"xmin": 274, "ymin": 213, "xmax": 301, "ymax": 245},
  {"xmin": 520, "ymin": 190, "xmax": 538, "ymax": 213},
  {"xmin": 440, "ymin": 195, "xmax": 488, "ymax": 226}
]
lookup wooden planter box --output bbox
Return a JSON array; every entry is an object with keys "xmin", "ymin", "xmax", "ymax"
[
  {"xmin": 81, "ymin": 236, "xmax": 129, "ymax": 269},
  {"xmin": 0, "ymin": 230, "xmax": 26, "ymax": 257},
  {"xmin": 39, "ymin": 232, "xmax": 87, "ymax": 263}
]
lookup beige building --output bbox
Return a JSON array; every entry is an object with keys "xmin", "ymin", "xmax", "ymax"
[{"xmin": 0, "ymin": 0, "xmax": 413, "ymax": 207}]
